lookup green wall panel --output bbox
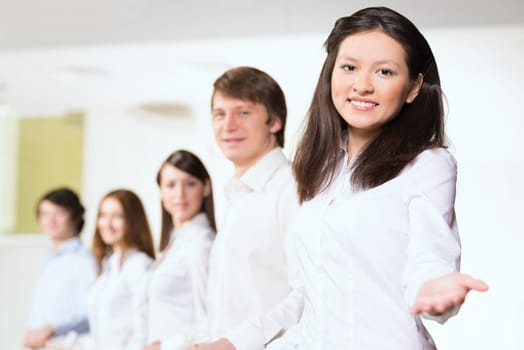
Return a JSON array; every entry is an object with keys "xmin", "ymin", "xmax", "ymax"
[{"xmin": 14, "ymin": 112, "xmax": 84, "ymax": 233}]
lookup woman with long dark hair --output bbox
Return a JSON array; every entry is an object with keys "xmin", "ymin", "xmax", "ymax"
[
  {"xmin": 267, "ymin": 6, "xmax": 487, "ymax": 349},
  {"xmin": 144, "ymin": 150, "xmax": 215, "ymax": 350}
]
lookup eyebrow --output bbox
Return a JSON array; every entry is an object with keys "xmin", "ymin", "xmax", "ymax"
[{"xmin": 338, "ymin": 55, "xmax": 402, "ymax": 68}]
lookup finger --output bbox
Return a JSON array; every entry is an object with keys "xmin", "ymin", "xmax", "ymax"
[
  {"xmin": 411, "ymin": 301, "xmax": 428, "ymax": 315},
  {"xmin": 461, "ymin": 277, "xmax": 489, "ymax": 292}
]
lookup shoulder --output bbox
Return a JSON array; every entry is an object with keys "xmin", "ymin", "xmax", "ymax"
[
  {"xmin": 189, "ymin": 226, "xmax": 215, "ymax": 254},
  {"xmin": 67, "ymin": 241, "xmax": 96, "ymax": 269},
  {"xmin": 122, "ymin": 250, "xmax": 153, "ymax": 274},
  {"xmin": 270, "ymin": 161, "xmax": 297, "ymax": 194},
  {"xmin": 415, "ymin": 147, "xmax": 456, "ymax": 170},
  {"xmin": 403, "ymin": 148, "xmax": 457, "ymax": 181}
]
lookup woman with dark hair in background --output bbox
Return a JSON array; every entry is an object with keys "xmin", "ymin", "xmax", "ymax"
[
  {"xmin": 143, "ymin": 150, "xmax": 215, "ymax": 350},
  {"xmin": 24, "ymin": 187, "xmax": 96, "ymax": 350}
]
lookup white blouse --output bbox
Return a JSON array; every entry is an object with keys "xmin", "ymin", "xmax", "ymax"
[
  {"xmin": 146, "ymin": 213, "xmax": 214, "ymax": 350},
  {"xmin": 268, "ymin": 148, "xmax": 461, "ymax": 350},
  {"xmin": 83, "ymin": 249, "xmax": 153, "ymax": 350}
]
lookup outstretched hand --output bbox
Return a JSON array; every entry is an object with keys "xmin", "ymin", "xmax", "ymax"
[
  {"xmin": 411, "ymin": 272, "xmax": 488, "ymax": 316},
  {"xmin": 186, "ymin": 338, "xmax": 236, "ymax": 350}
]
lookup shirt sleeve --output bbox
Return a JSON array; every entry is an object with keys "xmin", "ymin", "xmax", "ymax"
[
  {"xmin": 224, "ymin": 178, "xmax": 304, "ymax": 349},
  {"xmin": 53, "ymin": 253, "xmax": 97, "ymax": 336},
  {"xmin": 403, "ymin": 150, "xmax": 462, "ymax": 324}
]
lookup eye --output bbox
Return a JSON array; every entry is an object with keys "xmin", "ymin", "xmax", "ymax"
[
  {"xmin": 239, "ymin": 110, "xmax": 250, "ymax": 117},
  {"xmin": 212, "ymin": 111, "xmax": 225, "ymax": 119},
  {"xmin": 341, "ymin": 64, "xmax": 356, "ymax": 72},
  {"xmin": 378, "ymin": 68, "xmax": 395, "ymax": 76},
  {"xmin": 162, "ymin": 181, "xmax": 175, "ymax": 189}
]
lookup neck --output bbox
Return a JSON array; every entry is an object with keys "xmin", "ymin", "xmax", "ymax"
[
  {"xmin": 233, "ymin": 146, "xmax": 277, "ymax": 178},
  {"xmin": 51, "ymin": 235, "xmax": 74, "ymax": 251},
  {"xmin": 347, "ymin": 127, "xmax": 379, "ymax": 162},
  {"xmin": 173, "ymin": 215, "xmax": 188, "ymax": 229},
  {"xmin": 112, "ymin": 243, "xmax": 127, "ymax": 254}
]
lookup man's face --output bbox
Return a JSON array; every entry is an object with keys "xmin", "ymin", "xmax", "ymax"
[
  {"xmin": 37, "ymin": 200, "xmax": 76, "ymax": 241},
  {"xmin": 211, "ymin": 91, "xmax": 282, "ymax": 175}
]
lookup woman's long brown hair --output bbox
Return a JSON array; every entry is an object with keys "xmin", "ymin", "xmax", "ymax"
[
  {"xmin": 92, "ymin": 189, "xmax": 155, "ymax": 274},
  {"xmin": 293, "ymin": 7, "xmax": 446, "ymax": 203}
]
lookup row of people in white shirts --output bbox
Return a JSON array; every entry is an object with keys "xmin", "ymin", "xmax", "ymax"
[
  {"xmin": 26, "ymin": 150, "xmax": 216, "ymax": 350},
  {"xmin": 25, "ymin": 7, "xmax": 489, "ymax": 350}
]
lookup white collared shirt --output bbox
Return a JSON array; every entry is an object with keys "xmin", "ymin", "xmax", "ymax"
[
  {"xmin": 204, "ymin": 147, "xmax": 300, "ymax": 346},
  {"xmin": 85, "ymin": 249, "xmax": 153, "ymax": 350},
  {"xmin": 146, "ymin": 213, "xmax": 214, "ymax": 350},
  {"xmin": 268, "ymin": 147, "xmax": 461, "ymax": 350}
]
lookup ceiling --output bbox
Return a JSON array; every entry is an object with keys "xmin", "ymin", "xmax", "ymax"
[
  {"xmin": 1, "ymin": 0, "xmax": 523, "ymax": 50},
  {"xmin": 0, "ymin": 0, "xmax": 523, "ymax": 119}
]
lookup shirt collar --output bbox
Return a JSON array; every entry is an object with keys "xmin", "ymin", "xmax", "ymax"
[
  {"xmin": 106, "ymin": 247, "xmax": 138, "ymax": 270},
  {"xmin": 172, "ymin": 212, "xmax": 211, "ymax": 241},
  {"xmin": 51, "ymin": 236, "xmax": 81, "ymax": 257},
  {"xmin": 339, "ymin": 131, "xmax": 360, "ymax": 170},
  {"xmin": 225, "ymin": 147, "xmax": 288, "ymax": 195}
]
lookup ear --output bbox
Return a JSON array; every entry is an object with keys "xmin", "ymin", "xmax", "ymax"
[
  {"xmin": 406, "ymin": 73, "xmax": 423, "ymax": 104},
  {"xmin": 268, "ymin": 115, "xmax": 283, "ymax": 134},
  {"xmin": 203, "ymin": 180, "xmax": 211, "ymax": 197}
]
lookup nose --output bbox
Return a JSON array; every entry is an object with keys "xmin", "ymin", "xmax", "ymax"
[
  {"xmin": 174, "ymin": 184, "xmax": 184, "ymax": 198},
  {"xmin": 97, "ymin": 216, "xmax": 109, "ymax": 230},
  {"xmin": 352, "ymin": 72, "xmax": 374, "ymax": 94},
  {"xmin": 223, "ymin": 113, "xmax": 238, "ymax": 131}
]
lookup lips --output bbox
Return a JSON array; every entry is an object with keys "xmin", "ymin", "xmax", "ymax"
[
  {"xmin": 175, "ymin": 203, "xmax": 187, "ymax": 210},
  {"xmin": 348, "ymin": 97, "xmax": 378, "ymax": 110},
  {"xmin": 351, "ymin": 100, "xmax": 377, "ymax": 107},
  {"xmin": 222, "ymin": 137, "xmax": 245, "ymax": 146}
]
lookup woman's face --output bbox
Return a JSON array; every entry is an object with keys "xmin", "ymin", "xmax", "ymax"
[
  {"xmin": 159, "ymin": 164, "xmax": 208, "ymax": 227},
  {"xmin": 97, "ymin": 196, "xmax": 127, "ymax": 250},
  {"xmin": 331, "ymin": 30, "xmax": 421, "ymax": 142}
]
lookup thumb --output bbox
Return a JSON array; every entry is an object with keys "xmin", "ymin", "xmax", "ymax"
[{"xmin": 461, "ymin": 275, "xmax": 489, "ymax": 292}]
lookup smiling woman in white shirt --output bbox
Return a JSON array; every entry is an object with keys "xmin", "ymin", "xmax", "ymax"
[
  {"xmin": 265, "ymin": 6, "xmax": 489, "ymax": 350},
  {"xmin": 143, "ymin": 150, "xmax": 216, "ymax": 350},
  {"xmin": 47, "ymin": 189, "xmax": 156, "ymax": 350},
  {"xmin": 89, "ymin": 189, "xmax": 155, "ymax": 350}
]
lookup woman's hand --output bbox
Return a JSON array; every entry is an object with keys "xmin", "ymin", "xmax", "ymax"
[
  {"xmin": 411, "ymin": 272, "xmax": 488, "ymax": 316},
  {"xmin": 143, "ymin": 341, "xmax": 161, "ymax": 350}
]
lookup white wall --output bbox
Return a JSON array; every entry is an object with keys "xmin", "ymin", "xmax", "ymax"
[
  {"xmin": 1, "ymin": 25, "xmax": 523, "ymax": 349},
  {"xmin": 0, "ymin": 234, "xmax": 48, "ymax": 350},
  {"xmin": 423, "ymin": 26, "xmax": 524, "ymax": 349},
  {"xmin": 0, "ymin": 119, "xmax": 18, "ymax": 232}
]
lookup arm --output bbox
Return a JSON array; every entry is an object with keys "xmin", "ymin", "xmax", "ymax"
[
  {"xmin": 403, "ymin": 150, "xmax": 487, "ymax": 323},
  {"xmin": 194, "ymin": 179, "xmax": 304, "ymax": 350},
  {"xmin": 54, "ymin": 254, "xmax": 97, "ymax": 336}
]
